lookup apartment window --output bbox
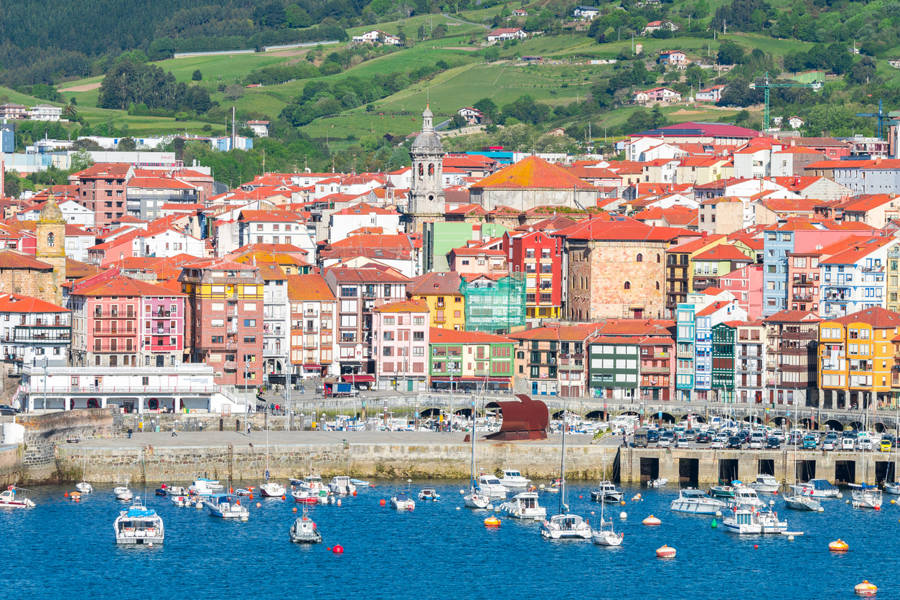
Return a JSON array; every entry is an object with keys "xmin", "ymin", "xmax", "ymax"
[
  {"xmin": 243, "ymin": 336, "xmax": 256, "ymax": 343},
  {"xmin": 413, "ymin": 331, "xmax": 424, "ymax": 341},
  {"xmin": 211, "ymin": 319, "xmax": 224, "ymax": 327},
  {"xmin": 243, "ymin": 319, "xmax": 256, "ymax": 327},
  {"xmin": 211, "ymin": 336, "xmax": 224, "ymax": 343}
]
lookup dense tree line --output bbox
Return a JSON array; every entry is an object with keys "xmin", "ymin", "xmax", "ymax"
[{"xmin": 98, "ymin": 60, "xmax": 213, "ymax": 113}]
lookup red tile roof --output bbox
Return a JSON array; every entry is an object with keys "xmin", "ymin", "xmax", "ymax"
[
  {"xmin": 71, "ymin": 274, "xmax": 185, "ymax": 297},
  {"xmin": 509, "ymin": 324, "xmax": 599, "ymax": 341},
  {"xmin": 429, "ymin": 327, "xmax": 512, "ymax": 344},
  {"xmin": 827, "ymin": 306, "xmax": 900, "ymax": 328},
  {"xmin": 555, "ymin": 217, "xmax": 692, "ymax": 242},
  {"xmin": 409, "ymin": 272, "xmax": 464, "ymax": 295},
  {"xmin": 842, "ymin": 194, "xmax": 897, "ymax": 213},
  {"xmin": 471, "ymin": 156, "xmax": 596, "ymax": 190},
  {"xmin": 696, "ymin": 300, "xmax": 732, "ymax": 317},
  {"xmin": 286, "ymin": 274, "xmax": 335, "ymax": 302},
  {"xmin": 71, "ymin": 163, "xmax": 131, "ymax": 179},
  {"xmin": 820, "ymin": 236, "xmax": 894, "ymax": 265},
  {"xmin": 374, "ymin": 299, "xmax": 429, "ymax": 313},
  {"xmin": 0, "ymin": 251, "xmax": 52, "ymax": 270},
  {"xmin": 692, "ymin": 245, "xmax": 753, "ymax": 262},
  {"xmin": 126, "ymin": 177, "xmax": 195, "ymax": 190},
  {"xmin": 0, "ymin": 293, "xmax": 67, "ymax": 313},
  {"xmin": 764, "ymin": 310, "xmax": 820, "ymax": 323}
]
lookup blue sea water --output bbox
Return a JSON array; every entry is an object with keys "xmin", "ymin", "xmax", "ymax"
[{"xmin": 1, "ymin": 482, "xmax": 895, "ymax": 599}]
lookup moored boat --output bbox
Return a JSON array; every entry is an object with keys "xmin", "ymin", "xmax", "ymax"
[
  {"xmin": 709, "ymin": 484, "xmax": 736, "ymax": 499},
  {"xmin": 749, "ymin": 474, "xmax": 779, "ymax": 494},
  {"xmin": 730, "ymin": 485, "xmax": 766, "ymax": 508},
  {"xmin": 884, "ymin": 482, "xmax": 900, "ymax": 495},
  {"xmin": 499, "ymin": 491, "xmax": 547, "ymax": 520},
  {"xmin": 418, "ymin": 488, "xmax": 440, "ymax": 501},
  {"xmin": 499, "ymin": 469, "xmax": 531, "ymax": 491},
  {"xmin": 850, "ymin": 484, "xmax": 882, "ymax": 509},
  {"xmin": 75, "ymin": 482, "xmax": 93, "ymax": 494},
  {"xmin": 189, "ymin": 478, "xmax": 224, "ymax": 495},
  {"xmin": 475, "ymin": 474, "xmax": 507, "ymax": 501},
  {"xmin": 722, "ymin": 506, "xmax": 788, "ymax": 534},
  {"xmin": 791, "ymin": 479, "xmax": 841, "ymax": 499},
  {"xmin": 589, "ymin": 481, "xmax": 623, "ymax": 503},
  {"xmin": 205, "ymin": 494, "xmax": 249, "ymax": 520},
  {"xmin": 259, "ymin": 482, "xmax": 286, "ymax": 498},
  {"xmin": 0, "ymin": 486, "xmax": 35, "ymax": 509},
  {"xmin": 390, "ymin": 491, "xmax": 416, "ymax": 511},
  {"xmin": 329, "ymin": 476, "xmax": 357, "ymax": 496},
  {"xmin": 114, "ymin": 497, "xmax": 164, "ymax": 545},
  {"xmin": 783, "ymin": 492, "xmax": 822, "ymax": 512},
  {"xmin": 114, "ymin": 486, "xmax": 133, "ymax": 502},
  {"xmin": 289, "ymin": 513, "xmax": 322, "ymax": 544},
  {"xmin": 670, "ymin": 488, "xmax": 726, "ymax": 515}
]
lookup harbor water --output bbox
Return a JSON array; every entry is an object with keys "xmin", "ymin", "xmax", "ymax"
[{"xmin": 2, "ymin": 482, "xmax": 896, "ymax": 598}]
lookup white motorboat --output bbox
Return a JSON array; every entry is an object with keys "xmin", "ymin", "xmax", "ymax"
[
  {"xmin": 390, "ymin": 491, "xmax": 416, "ymax": 511},
  {"xmin": 541, "ymin": 513, "xmax": 593, "ymax": 540},
  {"xmin": 75, "ymin": 481, "xmax": 94, "ymax": 494},
  {"xmin": 169, "ymin": 494, "xmax": 190, "ymax": 508},
  {"xmin": 189, "ymin": 478, "xmax": 224, "ymax": 495},
  {"xmin": 649, "ymin": 478, "xmax": 669, "ymax": 488},
  {"xmin": 783, "ymin": 492, "xmax": 822, "ymax": 512},
  {"xmin": 291, "ymin": 475, "xmax": 326, "ymax": 492},
  {"xmin": 114, "ymin": 498, "xmax": 164, "ymax": 545},
  {"xmin": 589, "ymin": 481, "xmax": 623, "ymax": 503},
  {"xmin": 670, "ymin": 488, "xmax": 727, "ymax": 515},
  {"xmin": 850, "ymin": 484, "xmax": 882, "ymax": 509},
  {"xmin": 205, "ymin": 494, "xmax": 249, "ymax": 520},
  {"xmin": 722, "ymin": 506, "xmax": 787, "ymax": 534},
  {"xmin": 418, "ymin": 488, "xmax": 440, "ymax": 501},
  {"xmin": 289, "ymin": 512, "xmax": 322, "ymax": 544},
  {"xmin": 499, "ymin": 491, "xmax": 547, "ymax": 520},
  {"xmin": 749, "ymin": 474, "xmax": 780, "ymax": 494},
  {"xmin": 885, "ymin": 482, "xmax": 900, "ymax": 495},
  {"xmin": 259, "ymin": 482, "xmax": 286, "ymax": 498},
  {"xmin": 499, "ymin": 469, "xmax": 531, "ymax": 491},
  {"xmin": 729, "ymin": 485, "xmax": 765, "ymax": 508},
  {"xmin": 329, "ymin": 476, "xmax": 357, "ymax": 496},
  {"xmin": 114, "ymin": 486, "xmax": 133, "ymax": 502},
  {"xmin": 792, "ymin": 479, "xmax": 841, "ymax": 499},
  {"xmin": 0, "ymin": 486, "xmax": 34, "ymax": 509},
  {"xmin": 476, "ymin": 474, "xmax": 507, "ymax": 501}
]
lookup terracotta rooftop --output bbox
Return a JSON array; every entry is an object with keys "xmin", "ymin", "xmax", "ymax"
[
  {"xmin": 409, "ymin": 272, "xmax": 463, "ymax": 295},
  {"xmin": 373, "ymin": 299, "xmax": 429, "ymax": 313},
  {"xmin": 509, "ymin": 324, "xmax": 599, "ymax": 342},
  {"xmin": 429, "ymin": 327, "xmax": 512, "ymax": 344},
  {"xmin": 471, "ymin": 156, "xmax": 595, "ymax": 191},
  {"xmin": 71, "ymin": 274, "xmax": 185, "ymax": 297},
  {"xmin": 0, "ymin": 251, "xmax": 52, "ymax": 270},
  {"xmin": 827, "ymin": 306, "xmax": 900, "ymax": 329},
  {"xmin": 0, "ymin": 293, "xmax": 67, "ymax": 313},
  {"xmin": 693, "ymin": 245, "xmax": 753, "ymax": 262},
  {"xmin": 286, "ymin": 274, "xmax": 335, "ymax": 302}
]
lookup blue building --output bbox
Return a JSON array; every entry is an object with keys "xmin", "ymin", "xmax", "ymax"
[
  {"xmin": 762, "ymin": 227, "xmax": 793, "ymax": 316},
  {"xmin": 675, "ymin": 303, "xmax": 696, "ymax": 402}
]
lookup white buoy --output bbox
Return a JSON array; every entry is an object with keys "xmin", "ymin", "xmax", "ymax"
[
  {"xmin": 818, "ymin": 506, "xmax": 825, "ymax": 512},
  {"xmin": 620, "ymin": 511, "xmax": 628, "ymax": 520},
  {"xmin": 456, "ymin": 506, "xmax": 461, "ymax": 511},
  {"xmin": 487, "ymin": 503, "xmax": 494, "ymax": 510},
  {"xmin": 539, "ymin": 484, "xmax": 546, "ymax": 490},
  {"xmin": 337, "ymin": 499, "xmax": 342, "ymax": 507},
  {"xmin": 715, "ymin": 510, "xmax": 723, "ymax": 517},
  {"xmin": 788, "ymin": 535, "xmax": 794, "ymax": 541}
]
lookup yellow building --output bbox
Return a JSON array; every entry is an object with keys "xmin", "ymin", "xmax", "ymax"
[
  {"xmin": 408, "ymin": 271, "xmax": 465, "ymax": 331},
  {"xmin": 818, "ymin": 307, "xmax": 900, "ymax": 411}
]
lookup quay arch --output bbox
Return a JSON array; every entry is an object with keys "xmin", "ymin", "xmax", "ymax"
[
  {"xmin": 585, "ymin": 410, "xmax": 608, "ymax": 420},
  {"xmin": 771, "ymin": 416, "xmax": 791, "ymax": 427},
  {"xmin": 824, "ymin": 419, "xmax": 843, "ymax": 431},
  {"xmin": 849, "ymin": 421, "xmax": 864, "ymax": 431},
  {"xmin": 799, "ymin": 417, "xmax": 815, "ymax": 429},
  {"xmin": 680, "ymin": 413, "xmax": 706, "ymax": 424}
]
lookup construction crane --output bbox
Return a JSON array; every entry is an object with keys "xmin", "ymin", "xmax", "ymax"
[
  {"xmin": 856, "ymin": 100, "xmax": 888, "ymax": 139},
  {"xmin": 749, "ymin": 72, "xmax": 822, "ymax": 131}
]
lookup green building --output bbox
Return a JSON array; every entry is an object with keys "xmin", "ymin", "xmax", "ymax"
[
  {"xmin": 587, "ymin": 336, "xmax": 641, "ymax": 400},
  {"xmin": 423, "ymin": 221, "xmax": 507, "ymax": 272},
  {"xmin": 428, "ymin": 327, "xmax": 514, "ymax": 391},
  {"xmin": 460, "ymin": 273, "xmax": 525, "ymax": 333},
  {"xmin": 711, "ymin": 322, "xmax": 736, "ymax": 402}
]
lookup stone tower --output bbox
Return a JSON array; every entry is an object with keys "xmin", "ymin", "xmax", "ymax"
[
  {"xmin": 36, "ymin": 197, "xmax": 66, "ymax": 306},
  {"xmin": 407, "ymin": 105, "xmax": 445, "ymax": 232}
]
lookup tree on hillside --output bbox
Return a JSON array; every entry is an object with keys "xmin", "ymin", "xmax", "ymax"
[
  {"xmin": 118, "ymin": 137, "xmax": 137, "ymax": 151},
  {"xmin": 473, "ymin": 98, "xmax": 499, "ymax": 123},
  {"xmin": 502, "ymin": 96, "xmax": 550, "ymax": 125},
  {"xmin": 717, "ymin": 41, "xmax": 745, "ymax": 65},
  {"xmin": 192, "ymin": 69, "xmax": 203, "ymax": 81},
  {"xmin": 70, "ymin": 150, "xmax": 94, "ymax": 172}
]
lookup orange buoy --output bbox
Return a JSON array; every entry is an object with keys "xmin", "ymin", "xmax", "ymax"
[
  {"xmin": 829, "ymin": 539, "xmax": 850, "ymax": 552},
  {"xmin": 855, "ymin": 580, "xmax": 877, "ymax": 597},
  {"xmin": 281, "ymin": 495, "xmax": 286, "ymax": 500},
  {"xmin": 656, "ymin": 544, "xmax": 676, "ymax": 558},
  {"xmin": 642, "ymin": 514, "xmax": 662, "ymax": 526},
  {"xmin": 249, "ymin": 494, "xmax": 254, "ymax": 499},
  {"xmin": 484, "ymin": 516, "xmax": 501, "ymax": 528},
  {"xmin": 292, "ymin": 507, "xmax": 298, "ymax": 513},
  {"xmin": 255, "ymin": 502, "xmax": 261, "ymax": 508},
  {"xmin": 379, "ymin": 499, "xmax": 386, "ymax": 506},
  {"xmin": 332, "ymin": 544, "xmax": 344, "ymax": 554}
]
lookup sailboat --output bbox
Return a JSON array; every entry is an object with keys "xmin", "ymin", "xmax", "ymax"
[
  {"xmin": 463, "ymin": 401, "xmax": 491, "ymax": 509},
  {"xmin": 75, "ymin": 452, "xmax": 93, "ymax": 494},
  {"xmin": 259, "ymin": 416, "xmax": 285, "ymax": 498},
  {"xmin": 540, "ymin": 410, "xmax": 591, "ymax": 540},
  {"xmin": 591, "ymin": 492, "xmax": 623, "ymax": 547}
]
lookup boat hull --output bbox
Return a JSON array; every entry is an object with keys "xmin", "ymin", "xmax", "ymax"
[
  {"xmin": 592, "ymin": 530, "xmax": 623, "ymax": 546},
  {"xmin": 670, "ymin": 498, "xmax": 725, "ymax": 515}
]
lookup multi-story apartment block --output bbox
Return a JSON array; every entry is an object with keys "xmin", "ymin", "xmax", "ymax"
[
  {"xmin": 733, "ymin": 321, "xmax": 766, "ymax": 404},
  {"xmin": 503, "ymin": 229, "xmax": 563, "ymax": 320},
  {"xmin": 510, "ymin": 324, "xmax": 595, "ymax": 397},
  {"xmin": 69, "ymin": 273, "xmax": 185, "ymax": 368},
  {"xmin": 287, "ymin": 274, "xmax": 336, "ymax": 379},
  {"xmin": 179, "ymin": 259, "xmax": 264, "ymax": 388},
  {"xmin": 69, "ymin": 163, "xmax": 132, "ymax": 227},
  {"xmin": 324, "ymin": 265, "xmax": 410, "ymax": 376},
  {"xmin": 587, "ymin": 336, "xmax": 641, "ymax": 401},
  {"xmin": 818, "ymin": 307, "xmax": 900, "ymax": 409},
  {"xmin": 0, "ymin": 293, "xmax": 70, "ymax": 372},
  {"xmin": 257, "ymin": 264, "xmax": 290, "ymax": 377},
  {"xmin": 408, "ymin": 272, "xmax": 465, "ymax": 331},
  {"xmin": 428, "ymin": 328, "xmax": 514, "ymax": 392},
  {"xmin": 711, "ymin": 322, "xmax": 737, "ymax": 403},
  {"xmin": 819, "ymin": 236, "xmax": 896, "ymax": 318},
  {"xmin": 764, "ymin": 310, "xmax": 820, "ymax": 406},
  {"xmin": 372, "ymin": 300, "xmax": 430, "ymax": 391}
]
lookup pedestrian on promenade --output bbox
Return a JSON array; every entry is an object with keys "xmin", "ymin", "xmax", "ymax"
[
  {"xmin": 622, "ymin": 431, "xmax": 627, "ymax": 447},
  {"xmin": 247, "ymin": 422, "xmax": 251, "ymax": 437}
]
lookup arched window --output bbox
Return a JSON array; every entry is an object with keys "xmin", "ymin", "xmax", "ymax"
[
  {"xmin": 657, "ymin": 254, "xmax": 661, "ymax": 263},
  {"xmin": 418, "ymin": 164, "xmax": 424, "ymax": 176},
  {"xmin": 656, "ymin": 281, "xmax": 660, "ymax": 290},
  {"xmin": 624, "ymin": 281, "xmax": 631, "ymax": 290},
  {"xmin": 47, "ymin": 232, "xmax": 55, "ymax": 247},
  {"xmin": 636, "ymin": 253, "xmax": 643, "ymax": 262},
  {"xmin": 428, "ymin": 163, "xmax": 435, "ymax": 176}
]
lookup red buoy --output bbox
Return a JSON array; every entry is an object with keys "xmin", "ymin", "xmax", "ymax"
[
  {"xmin": 353, "ymin": 490, "xmax": 357, "ymax": 497},
  {"xmin": 380, "ymin": 499, "xmax": 386, "ymax": 506},
  {"xmin": 332, "ymin": 544, "xmax": 344, "ymax": 554}
]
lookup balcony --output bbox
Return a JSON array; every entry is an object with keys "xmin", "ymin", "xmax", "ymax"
[
  {"xmin": 641, "ymin": 364, "xmax": 669, "ymax": 375},
  {"xmin": 791, "ymin": 278, "xmax": 816, "ymax": 287}
]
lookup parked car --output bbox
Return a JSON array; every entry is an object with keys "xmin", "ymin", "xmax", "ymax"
[
  {"xmin": 683, "ymin": 429, "xmax": 698, "ymax": 441},
  {"xmin": 0, "ymin": 405, "xmax": 18, "ymax": 415},
  {"xmin": 802, "ymin": 434, "xmax": 818, "ymax": 450},
  {"xmin": 696, "ymin": 431, "xmax": 711, "ymax": 444},
  {"xmin": 840, "ymin": 437, "xmax": 855, "ymax": 451},
  {"xmin": 766, "ymin": 437, "xmax": 782, "ymax": 449},
  {"xmin": 727, "ymin": 436, "xmax": 744, "ymax": 449},
  {"xmin": 647, "ymin": 429, "xmax": 660, "ymax": 444},
  {"xmin": 748, "ymin": 431, "xmax": 766, "ymax": 449},
  {"xmin": 710, "ymin": 439, "xmax": 725, "ymax": 449},
  {"xmin": 658, "ymin": 430, "xmax": 674, "ymax": 448}
]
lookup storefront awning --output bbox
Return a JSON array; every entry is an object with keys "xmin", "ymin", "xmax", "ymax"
[{"xmin": 342, "ymin": 374, "xmax": 375, "ymax": 383}]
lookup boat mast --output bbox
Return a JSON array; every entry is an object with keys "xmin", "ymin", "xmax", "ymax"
[
  {"xmin": 470, "ymin": 398, "xmax": 476, "ymax": 491},
  {"xmin": 560, "ymin": 407, "xmax": 567, "ymax": 514}
]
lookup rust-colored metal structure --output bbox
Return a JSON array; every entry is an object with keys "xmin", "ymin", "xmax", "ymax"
[{"xmin": 485, "ymin": 394, "xmax": 549, "ymax": 441}]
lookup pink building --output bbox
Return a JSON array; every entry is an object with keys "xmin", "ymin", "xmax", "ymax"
[
  {"xmin": 371, "ymin": 299, "xmax": 430, "ymax": 391},
  {"xmin": 718, "ymin": 263, "xmax": 764, "ymax": 320},
  {"xmin": 69, "ymin": 271, "xmax": 185, "ymax": 368},
  {"xmin": 449, "ymin": 247, "xmax": 507, "ymax": 276}
]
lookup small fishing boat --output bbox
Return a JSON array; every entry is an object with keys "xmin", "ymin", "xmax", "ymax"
[
  {"xmin": 749, "ymin": 474, "xmax": 780, "ymax": 494},
  {"xmin": 350, "ymin": 478, "xmax": 370, "ymax": 487},
  {"xmin": 154, "ymin": 486, "xmax": 167, "ymax": 497},
  {"xmin": 649, "ymin": 478, "xmax": 669, "ymax": 488},
  {"xmin": 291, "ymin": 475, "xmax": 326, "ymax": 492},
  {"xmin": 722, "ymin": 506, "xmax": 788, "ymax": 534},
  {"xmin": 170, "ymin": 494, "xmax": 190, "ymax": 508},
  {"xmin": 884, "ymin": 482, "xmax": 900, "ymax": 495},
  {"xmin": 189, "ymin": 478, "xmax": 224, "ymax": 495},
  {"xmin": 783, "ymin": 492, "xmax": 822, "ymax": 512},
  {"xmin": 329, "ymin": 476, "xmax": 356, "ymax": 496},
  {"xmin": 499, "ymin": 491, "xmax": 547, "ymax": 520},
  {"xmin": 418, "ymin": 488, "xmax": 440, "ymax": 501},
  {"xmin": 0, "ymin": 486, "xmax": 35, "ymax": 509},
  {"xmin": 291, "ymin": 489, "xmax": 320, "ymax": 504},
  {"xmin": 114, "ymin": 486, "xmax": 133, "ymax": 502},
  {"xmin": 75, "ymin": 481, "xmax": 93, "ymax": 494},
  {"xmin": 475, "ymin": 474, "xmax": 507, "ymax": 501},
  {"xmin": 589, "ymin": 481, "xmax": 624, "ymax": 503},
  {"xmin": 390, "ymin": 491, "xmax": 416, "ymax": 511},
  {"xmin": 165, "ymin": 486, "xmax": 187, "ymax": 496},
  {"xmin": 259, "ymin": 482, "xmax": 286, "ymax": 498},
  {"xmin": 709, "ymin": 484, "xmax": 736, "ymax": 499},
  {"xmin": 543, "ymin": 479, "xmax": 561, "ymax": 494},
  {"xmin": 791, "ymin": 479, "xmax": 841, "ymax": 499},
  {"xmin": 235, "ymin": 488, "xmax": 253, "ymax": 497},
  {"xmin": 205, "ymin": 494, "xmax": 249, "ymax": 520},
  {"xmin": 670, "ymin": 488, "xmax": 727, "ymax": 515},
  {"xmin": 114, "ymin": 497, "xmax": 164, "ymax": 545},
  {"xmin": 289, "ymin": 510, "xmax": 322, "ymax": 544},
  {"xmin": 850, "ymin": 484, "xmax": 882, "ymax": 509},
  {"xmin": 730, "ymin": 485, "xmax": 766, "ymax": 508},
  {"xmin": 499, "ymin": 469, "xmax": 531, "ymax": 491}
]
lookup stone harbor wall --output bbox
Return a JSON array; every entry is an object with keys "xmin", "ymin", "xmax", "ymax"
[
  {"xmin": 0, "ymin": 444, "xmax": 23, "ymax": 487},
  {"xmin": 53, "ymin": 441, "xmax": 620, "ymax": 484},
  {"xmin": 17, "ymin": 409, "xmax": 114, "ymax": 482}
]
